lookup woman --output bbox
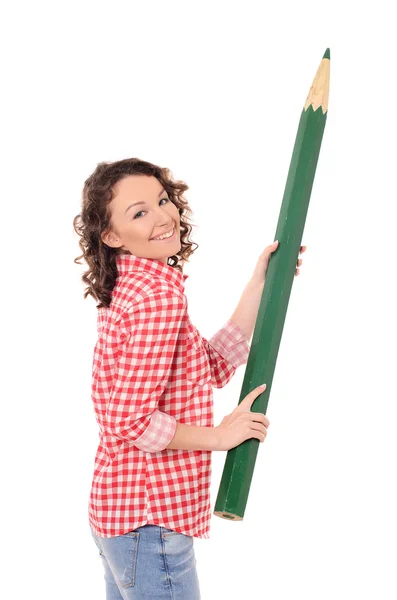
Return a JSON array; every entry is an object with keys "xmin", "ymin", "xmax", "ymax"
[{"xmin": 73, "ymin": 157, "xmax": 305, "ymax": 599}]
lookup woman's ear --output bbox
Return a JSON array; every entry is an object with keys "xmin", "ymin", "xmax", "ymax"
[{"xmin": 101, "ymin": 230, "xmax": 119, "ymax": 247}]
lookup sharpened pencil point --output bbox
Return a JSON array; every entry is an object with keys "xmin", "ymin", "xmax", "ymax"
[{"xmin": 323, "ymin": 48, "xmax": 330, "ymax": 60}]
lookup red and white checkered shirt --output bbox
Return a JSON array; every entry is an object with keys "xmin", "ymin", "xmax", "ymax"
[{"xmin": 88, "ymin": 254, "xmax": 250, "ymax": 539}]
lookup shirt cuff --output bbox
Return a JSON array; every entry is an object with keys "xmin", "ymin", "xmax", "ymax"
[
  {"xmin": 208, "ymin": 318, "xmax": 250, "ymax": 369},
  {"xmin": 134, "ymin": 410, "xmax": 177, "ymax": 452}
]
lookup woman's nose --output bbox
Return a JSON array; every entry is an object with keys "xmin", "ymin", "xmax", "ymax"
[{"xmin": 154, "ymin": 213, "xmax": 173, "ymax": 227}]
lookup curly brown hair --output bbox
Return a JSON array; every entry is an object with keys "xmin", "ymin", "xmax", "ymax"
[{"xmin": 73, "ymin": 157, "xmax": 198, "ymax": 310}]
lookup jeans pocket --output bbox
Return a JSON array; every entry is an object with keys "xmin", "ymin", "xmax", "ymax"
[
  {"xmin": 162, "ymin": 527, "xmax": 193, "ymax": 540},
  {"xmin": 162, "ymin": 527, "xmax": 180, "ymax": 538},
  {"xmin": 92, "ymin": 528, "xmax": 140, "ymax": 589}
]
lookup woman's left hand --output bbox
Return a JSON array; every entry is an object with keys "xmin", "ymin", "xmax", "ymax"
[{"xmin": 251, "ymin": 240, "xmax": 307, "ymax": 285}]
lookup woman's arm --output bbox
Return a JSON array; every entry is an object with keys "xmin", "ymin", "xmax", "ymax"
[
  {"xmin": 166, "ymin": 422, "xmax": 219, "ymax": 451},
  {"xmin": 201, "ymin": 319, "xmax": 250, "ymax": 388},
  {"xmin": 102, "ymin": 290, "xmax": 185, "ymax": 453}
]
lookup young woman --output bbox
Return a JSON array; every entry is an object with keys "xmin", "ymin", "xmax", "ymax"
[{"xmin": 73, "ymin": 157, "xmax": 305, "ymax": 599}]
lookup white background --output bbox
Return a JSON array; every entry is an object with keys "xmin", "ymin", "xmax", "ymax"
[{"xmin": 2, "ymin": 1, "xmax": 396, "ymax": 598}]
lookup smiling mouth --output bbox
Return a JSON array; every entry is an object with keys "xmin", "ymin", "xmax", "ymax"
[{"xmin": 150, "ymin": 225, "xmax": 176, "ymax": 241}]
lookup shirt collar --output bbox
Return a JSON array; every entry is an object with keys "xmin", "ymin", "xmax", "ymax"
[{"xmin": 116, "ymin": 253, "xmax": 189, "ymax": 293}]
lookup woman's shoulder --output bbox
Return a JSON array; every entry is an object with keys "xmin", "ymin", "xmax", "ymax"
[{"xmin": 112, "ymin": 271, "xmax": 183, "ymax": 310}]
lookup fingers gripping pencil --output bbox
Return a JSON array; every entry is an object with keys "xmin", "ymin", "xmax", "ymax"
[{"xmin": 214, "ymin": 49, "xmax": 331, "ymax": 521}]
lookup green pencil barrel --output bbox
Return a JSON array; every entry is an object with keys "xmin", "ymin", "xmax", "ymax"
[{"xmin": 214, "ymin": 105, "xmax": 327, "ymax": 520}]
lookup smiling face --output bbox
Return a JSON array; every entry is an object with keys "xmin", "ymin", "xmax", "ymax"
[{"xmin": 101, "ymin": 175, "xmax": 181, "ymax": 264}]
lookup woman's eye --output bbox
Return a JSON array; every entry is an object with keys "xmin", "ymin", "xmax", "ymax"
[{"xmin": 133, "ymin": 197, "xmax": 169, "ymax": 219}]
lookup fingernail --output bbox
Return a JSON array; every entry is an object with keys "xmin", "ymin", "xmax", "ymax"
[{"xmin": 260, "ymin": 383, "xmax": 267, "ymax": 388}]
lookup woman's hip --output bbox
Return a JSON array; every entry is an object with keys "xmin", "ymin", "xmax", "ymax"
[{"xmin": 90, "ymin": 523, "xmax": 201, "ymax": 599}]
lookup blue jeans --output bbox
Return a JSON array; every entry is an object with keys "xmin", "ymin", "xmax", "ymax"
[{"xmin": 90, "ymin": 524, "xmax": 201, "ymax": 599}]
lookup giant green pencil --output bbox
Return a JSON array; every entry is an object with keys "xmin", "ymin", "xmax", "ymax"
[{"xmin": 214, "ymin": 49, "xmax": 330, "ymax": 521}]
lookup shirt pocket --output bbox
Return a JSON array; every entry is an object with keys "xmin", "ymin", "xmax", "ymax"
[{"xmin": 186, "ymin": 322, "xmax": 211, "ymax": 386}]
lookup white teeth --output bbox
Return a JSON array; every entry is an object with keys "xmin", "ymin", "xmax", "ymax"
[{"xmin": 152, "ymin": 227, "xmax": 174, "ymax": 241}]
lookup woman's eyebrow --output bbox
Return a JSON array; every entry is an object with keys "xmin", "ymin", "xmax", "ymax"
[{"xmin": 124, "ymin": 188, "xmax": 166, "ymax": 214}]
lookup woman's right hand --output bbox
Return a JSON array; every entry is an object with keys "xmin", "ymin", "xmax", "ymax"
[{"xmin": 215, "ymin": 384, "xmax": 270, "ymax": 451}]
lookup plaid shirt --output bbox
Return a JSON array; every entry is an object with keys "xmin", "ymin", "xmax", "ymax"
[{"xmin": 88, "ymin": 254, "xmax": 250, "ymax": 539}]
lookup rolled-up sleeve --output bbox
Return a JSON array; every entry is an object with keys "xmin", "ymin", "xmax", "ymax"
[
  {"xmin": 103, "ymin": 291, "xmax": 184, "ymax": 452},
  {"xmin": 201, "ymin": 318, "xmax": 250, "ymax": 388}
]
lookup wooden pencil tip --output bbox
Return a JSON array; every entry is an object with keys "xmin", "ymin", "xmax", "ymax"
[{"xmin": 304, "ymin": 49, "xmax": 330, "ymax": 113}]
